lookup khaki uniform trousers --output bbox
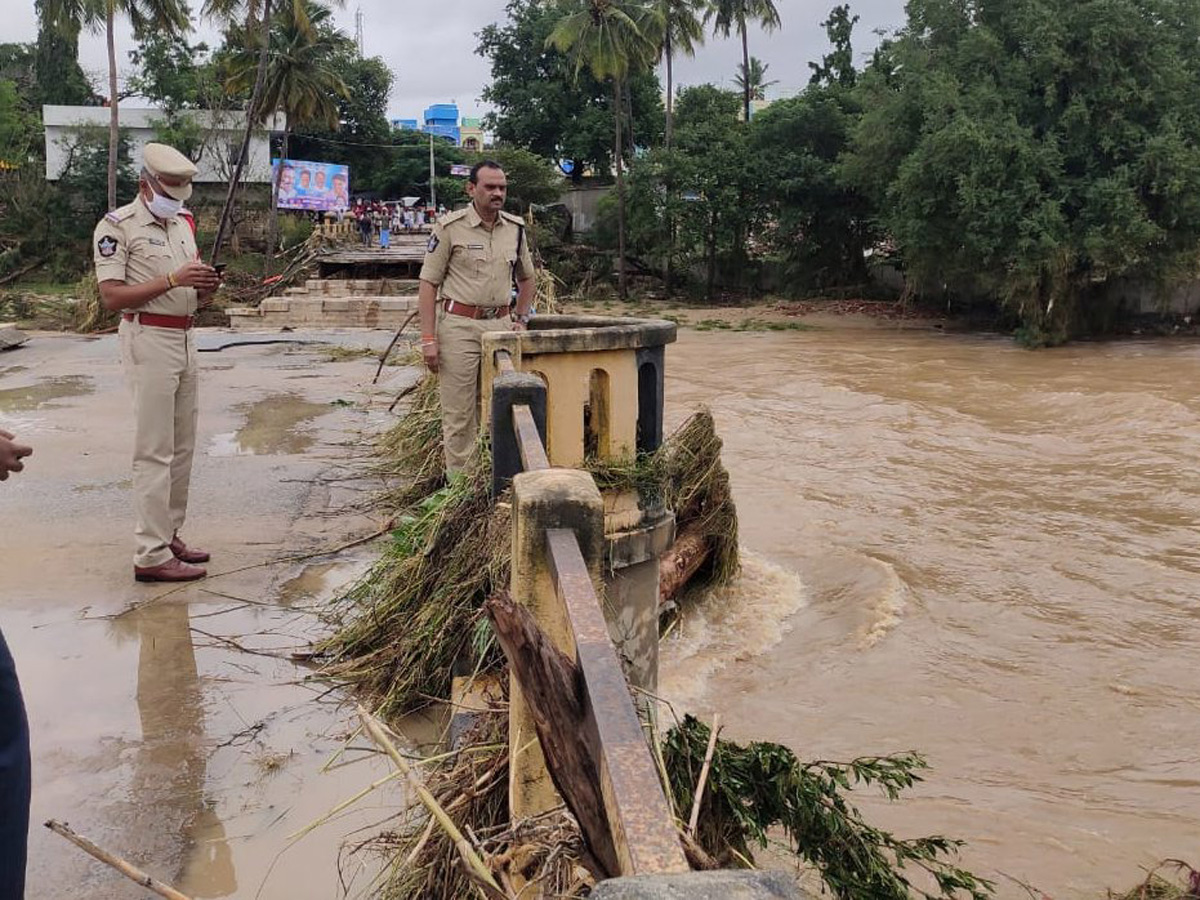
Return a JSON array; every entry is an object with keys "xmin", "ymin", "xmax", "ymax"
[
  {"xmin": 437, "ymin": 307, "xmax": 511, "ymax": 474},
  {"xmin": 119, "ymin": 318, "xmax": 200, "ymax": 568}
]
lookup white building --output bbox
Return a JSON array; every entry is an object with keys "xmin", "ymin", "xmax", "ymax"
[{"xmin": 41, "ymin": 105, "xmax": 286, "ymax": 184}]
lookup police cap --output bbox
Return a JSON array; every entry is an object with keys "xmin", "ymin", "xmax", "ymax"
[{"xmin": 142, "ymin": 142, "xmax": 197, "ymax": 201}]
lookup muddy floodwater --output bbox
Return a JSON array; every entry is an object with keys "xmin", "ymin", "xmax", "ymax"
[
  {"xmin": 4, "ymin": 322, "xmax": 1199, "ymax": 899},
  {"xmin": 660, "ymin": 327, "xmax": 1200, "ymax": 897}
]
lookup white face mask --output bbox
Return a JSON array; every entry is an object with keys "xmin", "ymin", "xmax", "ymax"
[{"xmin": 145, "ymin": 189, "xmax": 184, "ymax": 219}]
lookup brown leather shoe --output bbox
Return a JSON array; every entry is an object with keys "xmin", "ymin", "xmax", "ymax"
[
  {"xmin": 170, "ymin": 535, "xmax": 210, "ymax": 564},
  {"xmin": 134, "ymin": 558, "xmax": 207, "ymax": 583}
]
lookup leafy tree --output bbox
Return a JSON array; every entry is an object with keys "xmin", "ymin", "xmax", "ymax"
[
  {"xmin": 657, "ymin": 0, "xmax": 707, "ymax": 151},
  {"xmin": 808, "ymin": 3, "xmax": 857, "ymax": 88},
  {"xmin": 707, "ymin": 0, "xmax": 781, "ymax": 122},
  {"xmin": 33, "ymin": 0, "xmax": 94, "ymax": 106},
  {"xmin": 127, "ymin": 31, "xmax": 223, "ymax": 113},
  {"xmin": 372, "ymin": 131, "xmax": 464, "ymax": 203},
  {"xmin": 0, "ymin": 80, "xmax": 39, "ymax": 166},
  {"xmin": 478, "ymin": 0, "xmax": 663, "ymax": 183},
  {"xmin": 548, "ymin": 0, "xmax": 664, "ymax": 298},
  {"xmin": 225, "ymin": 0, "xmax": 348, "ymax": 268},
  {"xmin": 42, "ymin": 0, "xmax": 190, "ymax": 210},
  {"xmin": 845, "ymin": 0, "xmax": 1200, "ymax": 343},
  {"xmin": 733, "ymin": 55, "xmax": 776, "ymax": 101},
  {"xmin": 289, "ymin": 51, "xmax": 394, "ymax": 194}
]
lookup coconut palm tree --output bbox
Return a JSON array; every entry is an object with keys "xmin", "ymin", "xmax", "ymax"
[
  {"xmin": 733, "ymin": 55, "xmax": 777, "ymax": 101},
  {"xmin": 548, "ymin": 0, "xmax": 663, "ymax": 299},
  {"xmin": 707, "ymin": 0, "xmax": 781, "ymax": 122},
  {"xmin": 658, "ymin": 0, "xmax": 706, "ymax": 152},
  {"xmin": 226, "ymin": 0, "xmax": 348, "ymax": 271},
  {"xmin": 44, "ymin": 0, "xmax": 189, "ymax": 210},
  {"xmin": 201, "ymin": 0, "xmax": 312, "ymax": 262}
]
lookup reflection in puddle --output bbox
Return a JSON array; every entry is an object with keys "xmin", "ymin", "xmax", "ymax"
[
  {"xmin": 0, "ymin": 375, "xmax": 94, "ymax": 411},
  {"xmin": 208, "ymin": 393, "xmax": 327, "ymax": 456},
  {"xmin": 276, "ymin": 562, "xmax": 340, "ymax": 606}
]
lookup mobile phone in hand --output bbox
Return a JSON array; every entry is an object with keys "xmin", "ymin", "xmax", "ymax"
[{"xmin": 213, "ymin": 263, "xmax": 227, "ymax": 277}]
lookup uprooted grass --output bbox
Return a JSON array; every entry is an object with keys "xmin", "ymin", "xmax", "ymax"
[
  {"xmin": 324, "ymin": 376, "xmax": 741, "ymax": 718},
  {"xmin": 1106, "ymin": 861, "xmax": 1200, "ymax": 899}
]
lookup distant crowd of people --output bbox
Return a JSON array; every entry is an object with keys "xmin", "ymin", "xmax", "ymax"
[{"xmin": 350, "ymin": 200, "xmax": 446, "ymax": 249}]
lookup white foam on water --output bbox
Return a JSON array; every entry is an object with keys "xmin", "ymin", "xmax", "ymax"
[
  {"xmin": 857, "ymin": 555, "xmax": 909, "ymax": 649},
  {"xmin": 657, "ymin": 549, "xmax": 807, "ymax": 712}
]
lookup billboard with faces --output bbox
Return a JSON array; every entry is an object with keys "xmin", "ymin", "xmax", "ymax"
[{"xmin": 272, "ymin": 159, "xmax": 350, "ymax": 211}]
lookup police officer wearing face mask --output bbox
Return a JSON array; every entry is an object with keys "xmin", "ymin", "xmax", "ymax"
[{"xmin": 93, "ymin": 142, "xmax": 221, "ymax": 583}]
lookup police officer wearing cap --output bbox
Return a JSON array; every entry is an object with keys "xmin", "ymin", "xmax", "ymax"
[
  {"xmin": 418, "ymin": 160, "xmax": 536, "ymax": 474},
  {"xmin": 94, "ymin": 142, "xmax": 221, "ymax": 583}
]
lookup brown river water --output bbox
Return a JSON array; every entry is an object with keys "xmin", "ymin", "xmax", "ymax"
[{"xmin": 659, "ymin": 326, "xmax": 1200, "ymax": 897}]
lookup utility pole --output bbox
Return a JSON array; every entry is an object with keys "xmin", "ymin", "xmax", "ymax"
[{"xmin": 429, "ymin": 132, "xmax": 437, "ymax": 209}]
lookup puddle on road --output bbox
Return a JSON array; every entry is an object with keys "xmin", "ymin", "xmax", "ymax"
[
  {"xmin": 0, "ymin": 375, "xmax": 94, "ymax": 411},
  {"xmin": 208, "ymin": 393, "xmax": 327, "ymax": 456}
]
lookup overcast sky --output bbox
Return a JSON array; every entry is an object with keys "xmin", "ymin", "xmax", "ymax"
[{"xmin": 3, "ymin": 0, "xmax": 908, "ymax": 120}]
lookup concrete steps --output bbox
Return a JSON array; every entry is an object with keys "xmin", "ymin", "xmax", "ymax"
[{"xmin": 227, "ymin": 294, "xmax": 418, "ymax": 330}]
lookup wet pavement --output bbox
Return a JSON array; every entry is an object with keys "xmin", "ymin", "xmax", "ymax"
[{"xmin": 0, "ymin": 329, "xmax": 422, "ymax": 899}]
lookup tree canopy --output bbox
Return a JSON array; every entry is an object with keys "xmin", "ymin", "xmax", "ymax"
[
  {"xmin": 478, "ymin": 0, "xmax": 663, "ymax": 181},
  {"xmin": 844, "ymin": 0, "xmax": 1200, "ymax": 342}
]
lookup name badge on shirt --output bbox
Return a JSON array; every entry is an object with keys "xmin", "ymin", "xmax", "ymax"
[
  {"xmin": 467, "ymin": 244, "xmax": 485, "ymax": 250},
  {"xmin": 147, "ymin": 238, "xmax": 166, "ymax": 247}
]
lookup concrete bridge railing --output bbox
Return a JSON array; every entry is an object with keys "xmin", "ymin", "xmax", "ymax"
[{"xmin": 483, "ymin": 316, "xmax": 802, "ymax": 898}]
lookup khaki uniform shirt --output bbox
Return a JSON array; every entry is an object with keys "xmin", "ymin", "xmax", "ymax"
[
  {"xmin": 93, "ymin": 199, "xmax": 199, "ymax": 315},
  {"xmin": 419, "ymin": 206, "xmax": 535, "ymax": 308}
]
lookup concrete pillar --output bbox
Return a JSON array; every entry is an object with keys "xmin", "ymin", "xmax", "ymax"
[
  {"xmin": 490, "ymin": 371, "xmax": 548, "ymax": 496},
  {"xmin": 509, "ymin": 468, "xmax": 605, "ymax": 818}
]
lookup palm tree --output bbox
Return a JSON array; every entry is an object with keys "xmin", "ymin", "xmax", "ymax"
[
  {"xmin": 733, "ymin": 55, "xmax": 777, "ymax": 101},
  {"xmin": 658, "ymin": 0, "xmax": 706, "ymax": 152},
  {"xmin": 708, "ymin": 0, "xmax": 781, "ymax": 122},
  {"xmin": 44, "ymin": 0, "xmax": 189, "ymax": 210},
  {"xmin": 226, "ymin": 0, "xmax": 348, "ymax": 272},
  {"xmin": 548, "ymin": 0, "xmax": 663, "ymax": 299},
  {"xmin": 202, "ymin": 0, "xmax": 312, "ymax": 262}
]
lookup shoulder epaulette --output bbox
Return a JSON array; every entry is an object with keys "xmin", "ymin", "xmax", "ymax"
[
  {"xmin": 500, "ymin": 211, "xmax": 526, "ymax": 226},
  {"xmin": 104, "ymin": 203, "xmax": 137, "ymax": 224},
  {"xmin": 440, "ymin": 208, "xmax": 469, "ymax": 225}
]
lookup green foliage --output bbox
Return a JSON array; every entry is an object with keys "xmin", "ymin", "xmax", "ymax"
[
  {"xmin": 844, "ymin": 0, "xmax": 1200, "ymax": 342},
  {"xmin": 809, "ymin": 4, "xmax": 858, "ymax": 88},
  {"xmin": 0, "ymin": 80, "xmax": 38, "ymax": 166},
  {"xmin": 289, "ymin": 50, "xmax": 395, "ymax": 193},
  {"xmin": 127, "ymin": 31, "xmax": 223, "ymax": 114},
  {"xmin": 478, "ymin": 0, "xmax": 664, "ymax": 179},
  {"xmin": 32, "ymin": 0, "xmax": 94, "ymax": 106},
  {"xmin": 751, "ymin": 84, "xmax": 877, "ymax": 289},
  {"xmin": 467, "ymin": 147, "xmax": 564, "ymax": 214},
  {"xmin": 56, "ymin": 125, "xmax": 137, "ymax": 237},
  {"xmin": 663, "ymin": 715, "xmax": 994, "ymax": 900},
  {"xmin": 370, "ymin": 130, "xmax": 465, "ymax": 202},
  {"xmin": 618, "ymin": 85, "xmax": 759, "ymax": 297},
  {"xmin": 733, "ymin": 55, "xmax": 776, "ymax": 100}
]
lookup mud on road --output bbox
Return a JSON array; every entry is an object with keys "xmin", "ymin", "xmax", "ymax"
[{"xmin": 0, "ymin": 329, "xmax": 421, "ymax": 899}]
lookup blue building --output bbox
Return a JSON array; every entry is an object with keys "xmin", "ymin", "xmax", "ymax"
[{"xmin": 390, "ymin": 103, "xmax": 461, "ymax": 144}]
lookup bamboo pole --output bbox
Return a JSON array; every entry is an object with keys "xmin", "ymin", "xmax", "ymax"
[
  {"xmin": 45, "ymin": 820, "xmax": 192, "ymax": 900},
  {"xmin": 356, "ymin": 705, "xmax": 509, "ymax": 900},
  {"xmin": 686, "ymin": 713, "xmax": 721, "ymax": 839}
]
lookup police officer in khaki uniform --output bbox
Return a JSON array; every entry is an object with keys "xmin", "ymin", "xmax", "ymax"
[
  {"xmin": 94, "ymin": 143, "xmax": 222, "ymax": 583},
  {"xmin": 418, "ymin": 160, "xmax": 536, "ymax": 474}
]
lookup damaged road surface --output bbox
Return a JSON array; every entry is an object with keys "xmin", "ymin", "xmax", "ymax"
[{"xmin": 0, "ymin": 329, "xmax": 420, "ymax": 899}]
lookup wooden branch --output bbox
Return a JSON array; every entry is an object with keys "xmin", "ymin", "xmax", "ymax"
[
  {"xmin": 356, "ymin": 706, "xmax": 510, "ymax": 900},
  {"xmin": 659, "ymin": 524, "xmax": 712, "ymax": 605},
  {"xmin": 44, "ymin": 820, "xmax": 192, "ymax": 900},
  {"xmin": 373, "ymin": 310, "xmax": 419, "ymax": 384},
  {"xmin": 484, "ymin": 590, "xmax": 620, "ymax": 880},
  {"xmin": 0, "ymin": 258, "xmax": 45, "ymax": 287},
  {"xmin": 687, "ymin": 713, "xmax": 720, "ymax": 838}
]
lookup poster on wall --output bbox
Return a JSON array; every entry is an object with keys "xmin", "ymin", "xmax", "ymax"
[{"xmin": 272, "ymin": 159, "xmax": 350, "ymax": 211}]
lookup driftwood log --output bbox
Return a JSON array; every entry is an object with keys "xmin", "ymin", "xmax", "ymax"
[
  {"xmin": 484, "ymin": 591, "xmax": 618, "ymax": 880},
  {"xmin": 659, "ymin": 524, "xmax": 713, "ymax": 606}
]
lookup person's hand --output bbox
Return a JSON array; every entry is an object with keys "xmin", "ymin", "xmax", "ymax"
[
  {"xmin": 510, "ymin": 319, "xmax": 528, "ymax": 333},
  {"xmin": 171, "ymin": 262, "xmax": 221, "ymax": 291},
  {"xmin": 421, "ymin": 339, "xmax": 439, "ymax": 373},
  {"xmin": 0, "ymin": 430, "xmax": 32, "ymax": 481}
]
